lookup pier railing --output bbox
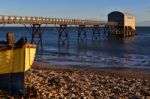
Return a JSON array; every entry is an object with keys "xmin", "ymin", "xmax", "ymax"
[{"xmin": 0, "ymin": 15, "xmax": 117, "ymax": 26}]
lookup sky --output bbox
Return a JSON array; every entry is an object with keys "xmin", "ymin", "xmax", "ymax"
[{"xmin": 0, "ymin": 0, "xmax": 150, "ymax": 26}]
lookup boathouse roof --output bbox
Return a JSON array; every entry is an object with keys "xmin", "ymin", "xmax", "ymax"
[{"xmin": 108, "ymin": 11, "xmax": 135, "ymax": 17}]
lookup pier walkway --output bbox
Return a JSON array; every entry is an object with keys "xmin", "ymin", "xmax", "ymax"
[
  {"xmin": 0, "ymin": 12, "xmax": 136, "ymax": 51},
  {"xmin": 0, "ymin": 15, "xmax": 117, "ymax": 26}
]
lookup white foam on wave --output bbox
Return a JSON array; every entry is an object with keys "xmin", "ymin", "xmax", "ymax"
[{"xmin": 36, "ymin": 52, "xmax": 150, "ymax": 69}]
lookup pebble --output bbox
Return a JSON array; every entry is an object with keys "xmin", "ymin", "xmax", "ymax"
[
  {"xmin": 23, "ymin": 68, "xmax": 150, "ymax": 98},
  {"xmin": 25, "ymin": 69, "xmax": 150, "ymax": 99}
]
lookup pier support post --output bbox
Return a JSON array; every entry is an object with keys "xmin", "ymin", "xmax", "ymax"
[
  {"xmin": 0, "ymin": 24, "xmax": 5, "ymax": 31},
  {"xmin": 77, "ymin": 25, "xmax": 87, "ymax": 43},
  {"xmin": 0, "ymin": 24, "xmax": 5, "ymax": 35},
  {"xmin": 57, "ymin": 24, "xmax": 69, "ymax": 47},
  {"xmin": 24, "ymin": 24, "xmax": 47, "ymax": 52},
  {"xmin": 108, "ymin": 26, "xmax": 136, "ymax": 38},
  {"xmin": 104, "ymin": 26, "xmax": 109, "ymax": 38},
  {"xmin": 107, "ymin": 26, "xmax": 112, "ymax": 37},
  {"xmin": 31, "ymin": 24, "xmax": 43, "ymax": 51},
  {"xmin": 92, "ymin": 25, "xmax": 101, "ymax": 40}
]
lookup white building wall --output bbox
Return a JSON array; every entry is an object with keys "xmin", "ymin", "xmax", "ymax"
[{"xmin": 124, "ymin": 15, "xmax": 135, "ymax": 30}]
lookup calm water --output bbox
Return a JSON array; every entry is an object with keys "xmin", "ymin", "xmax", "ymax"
[{"xmin": 0, "ymin": 27, "xmax": 150, "ymax": 69}]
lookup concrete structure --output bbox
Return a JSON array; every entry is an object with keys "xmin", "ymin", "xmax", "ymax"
[{"xmin": 108, "ymin": 11, "xmax": 136, "ymax": 37}]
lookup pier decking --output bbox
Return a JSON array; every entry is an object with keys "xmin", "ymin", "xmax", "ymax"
[{"xmin": 0, "ymin": 15, "xmax": 117, "ymax": 26}]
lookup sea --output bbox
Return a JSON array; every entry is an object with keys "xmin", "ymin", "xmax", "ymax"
[{"xmin": 0, "ymin": 27, "xmax": 150, "ymax": 70}]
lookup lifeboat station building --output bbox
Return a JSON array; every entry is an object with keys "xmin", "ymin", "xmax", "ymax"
[{"xmin": 108, "ymin": 11, "xmax": 136, "ymax": 37}]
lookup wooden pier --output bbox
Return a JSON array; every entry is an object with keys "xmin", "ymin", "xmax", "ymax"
[{"xmin": 0, "ymin": 11, "xmax": 136, "ymax": 50}]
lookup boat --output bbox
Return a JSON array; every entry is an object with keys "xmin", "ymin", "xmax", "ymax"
[{"xmin": 0, "ymin": 32, "xmax": 36, "ymax": 95}]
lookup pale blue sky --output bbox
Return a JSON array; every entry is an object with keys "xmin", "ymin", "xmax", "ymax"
[{"xmin": 0, "ymin": 0, "xmax": 150, "ymax": 24}]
